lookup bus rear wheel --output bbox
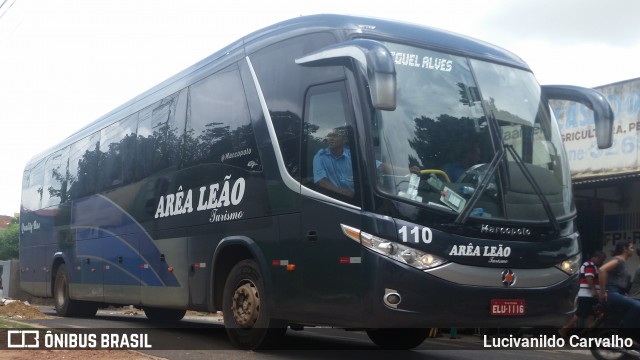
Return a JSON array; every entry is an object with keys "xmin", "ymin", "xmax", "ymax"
[
  {"xmin": 222, "ymin": 259, "xmax": 286, "ymax": 350},
  {"xmin": 366, "ymin": 328, "xmax": 429, "ymax": 350},
  {"xmin": 53, "ymin": 264, "xmax": 98, "ymax": 317}
]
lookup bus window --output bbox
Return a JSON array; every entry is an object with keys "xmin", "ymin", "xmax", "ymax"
[
  {"xmin": 68, "ymin": 132, "xmax": 100, "ymax": 199},
  {"xmin": 120, "ymin": 114, "xmax": 139, "ymax": 185},
  {"xmin": 22, "ymin": 161, "xmax": 45, "ymax": 211},
  {"xmin": 135, "ymin": 89, "xmax": 186, "ymax": 179},
  {"xmin": 97, "ymin": 120, "xmax": 126, "ymax": 190},
  {"xmin": 302, "ymin": 81, "xmax": 359, "ymax": 203},
  {"xmin": 250, "ymin": 32, "xmax": 342, "ymax": 180},
  {"xmin": 97, "ymin": 113, "xmax": 138, "ymax": 191},
  {"xmin": 42, "ymin": 148, "xmax": 69, "ymax": 207},
  {"xmin": 184, "ymin": 67, "xmax": 258, "ymax": 171}
]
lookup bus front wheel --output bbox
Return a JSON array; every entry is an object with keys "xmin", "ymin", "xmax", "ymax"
[
  {"xmin": 222, "ymin": 259, "xmax": 286, "ymax": 349},
  {"xmin": 53, "ymin": 264, "xmax": 98, "ymax": 317}
]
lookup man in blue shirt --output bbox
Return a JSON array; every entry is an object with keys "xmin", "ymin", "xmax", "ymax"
[
  {"xmin": 313, "ymin": 127, "xmax": 354, "ymax": 197},
  {"xmin": 443, "ymin": 144, "xmax": 481, "ymax": 182}
]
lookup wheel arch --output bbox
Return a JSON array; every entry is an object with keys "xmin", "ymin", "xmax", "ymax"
[
  {"xmin": 50, "ymin": 252, "xmax": 70, "ymax": 298},
  {"xmin": 210, "ymin": 236, "xmax": 272, "ymax": 311}
]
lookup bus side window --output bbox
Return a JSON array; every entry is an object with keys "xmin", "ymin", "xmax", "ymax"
[
  {"xmin": 99, "ymin": 122, "xmax": 120, "ymax": 190},
  {"xmin": 22, "ymin": 161, "xmax": 45, "ymax": 211},
  {"xmin": 184, "ymin": 66, "xmax": 259, "ymax": 171},
  {"xmin": 302, "ymin": 82, "xmax": 359, "ymax": 204},
  {"xmin": 68, "ymin": 132, "xmax": 100, "ymax": 200},
  {"xmin": 120, "ymin": 113, "xmax": 139, "ymax": 185},
  {"xmin": 135, "ymin": 90, "xmax": 187, "ymax": 180},
  {"xmin": 42, "ymin": 148, "xmax": 69, "ymax": 208},
  {"xmin": 249, "ymin": 32, "xmax": 343, "ymax": 182},
  {"xmin": 96, "ymin": 113, "xmax": 138, "ymax": 190}
]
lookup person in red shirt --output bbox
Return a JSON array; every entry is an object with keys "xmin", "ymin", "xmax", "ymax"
[{"xmin": 559, "ymin": 250, "xmax": 606, "ymax": 337}]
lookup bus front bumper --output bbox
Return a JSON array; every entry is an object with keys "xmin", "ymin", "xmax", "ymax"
[{"xmin": 363, "ymin": 253, "xmax": 578, "ymax": 328}]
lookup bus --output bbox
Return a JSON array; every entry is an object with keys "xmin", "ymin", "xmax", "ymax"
[{"xmin": 20, "ymin": 14, "xmax": 614, "ymax": 350}]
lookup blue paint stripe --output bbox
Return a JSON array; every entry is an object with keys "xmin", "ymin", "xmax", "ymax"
[{"xmin": 72, "ymin": 195, "xmax": 180, "ymax": 287}]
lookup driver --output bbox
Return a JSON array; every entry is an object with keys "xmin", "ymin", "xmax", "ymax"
[
  {"xmin": 313, "ymin": 127, "xmax": 355, "ymax": 197},
  {"xmin": 313, "ymin": 126, "xmax": 423, "ymax": 199},
  {"xmin": 443, "ymin": 144, "xmax": 481, "ymax": 182}
]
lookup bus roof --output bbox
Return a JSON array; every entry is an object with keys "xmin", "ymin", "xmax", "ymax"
[
  {"xmin": 245, "ymin": 14, "xmax": 527, "ymax": 68},
  {"xmin": 25, "ymin": 14, "xmax": 529, "ymax": 169}
]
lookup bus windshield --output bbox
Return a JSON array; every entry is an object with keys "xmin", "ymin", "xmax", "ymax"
[{"xmin": 374, "ymin": 42, "xmax": 572, "ymax": 222}]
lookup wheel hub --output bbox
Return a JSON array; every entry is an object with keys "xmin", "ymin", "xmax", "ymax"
[{"xmin": 231, "ymin": 281, "xmax": 260, "ymax": 328}]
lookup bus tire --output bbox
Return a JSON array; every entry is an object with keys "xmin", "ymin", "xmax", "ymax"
[
  {"xmin": 222, "ymin": 259, "xmax": 286, "ymax": 350},
  {"xmin": 54, "ymin": 264, "xmax": 98, "ymax": 317},
  {"xmin": 366, "ymin": 328, "xmax": 429, "ymax": 349},
  {"xmin": 143, "ymin": 307, "xmax": 186, "ymax": 323}
]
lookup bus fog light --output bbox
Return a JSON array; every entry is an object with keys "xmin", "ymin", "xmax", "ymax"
[
  {"xmin": 387, "ymin": 293, "xmax": 401, "ymax": 304},
  {"xmin": 384, "ymin": 292, "xmax": 401, "ymax": 306}
]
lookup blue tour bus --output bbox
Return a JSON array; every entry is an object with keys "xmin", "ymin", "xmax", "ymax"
[{"xmin": 20, "ymin": 14, "xmax": 613, "ymax": 349}]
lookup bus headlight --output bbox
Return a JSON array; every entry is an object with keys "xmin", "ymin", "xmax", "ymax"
[
  {"xmin": 555, "ymin": 253, "xmax": 581, "ymax": 275},
  {"xmin": 341, "ymin": 224, "xmax": 447, "ymax": 270}
]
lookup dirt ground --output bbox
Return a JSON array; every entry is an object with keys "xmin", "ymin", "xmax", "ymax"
[
  {"xmin": 0, "ymin": 301, "xmax": 52, "ymax": 320},
  {"xmin": 0, "ymin": 350, "xmax": 162, "ymax": 360},
  {"xmin": 0, "ymin": 300, "xmax": 164, "ymax": 360}
]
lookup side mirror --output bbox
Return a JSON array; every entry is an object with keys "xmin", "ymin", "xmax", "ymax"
[
  {"xmin": 296, "ymin": 39, "xmax": 397, "ymax": 110},
  {"xmin": 542, "ymin": 85, "xmax": 614, "ymax": 149}
]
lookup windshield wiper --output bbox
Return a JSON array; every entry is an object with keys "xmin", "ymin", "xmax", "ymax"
[
  {"xmin": 503, "ymin": 144, "xmax": 560, "ymax": 232},
  {"xmin": 453, "ymin": 144, "xmax": 504, "ymax": 226},
  {"xmin": 453, "ymin": 143, "xmax": 561, "ymax": 232}
]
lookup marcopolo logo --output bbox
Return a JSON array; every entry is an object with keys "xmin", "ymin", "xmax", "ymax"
[{"xmin": 481, "ymin": 224, "xmax": 531, "ymax": 236}]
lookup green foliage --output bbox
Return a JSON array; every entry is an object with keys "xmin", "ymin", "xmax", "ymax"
[{"xmin": 0, "ymin": 217, "xmax": 19, "ymax": 260}]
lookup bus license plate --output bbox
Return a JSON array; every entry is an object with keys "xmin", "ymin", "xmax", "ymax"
[{"xmin": 490, "ymin": 299, "xmax": 525, "ymax": 316}]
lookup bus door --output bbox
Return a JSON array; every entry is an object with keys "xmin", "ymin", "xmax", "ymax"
[{"xmin": 298, "ymin": 81, "xmax": 365, "ymax": 323}]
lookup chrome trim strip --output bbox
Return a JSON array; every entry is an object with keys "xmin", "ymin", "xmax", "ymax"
[
  {"xmin": 425, "ymin": 262, "xmax": 569, "ymax": 288},
  {"xmin": 301, "ymin": 184, "xmax": 360, "ymax": 210},
  {"xmin": 244, "ymin": 56, "xmax": 360, "ymax": 211}
]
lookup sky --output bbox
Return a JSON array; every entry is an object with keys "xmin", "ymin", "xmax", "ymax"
[{"xmin": 0, "ymin": 0, "xmax": 639, "ymax": 216}]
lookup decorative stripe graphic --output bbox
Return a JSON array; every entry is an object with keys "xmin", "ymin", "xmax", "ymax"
[
  {"xmin": 72, "ymin": 194, "xmax": 180, "ymax": 287},
  {"xmin": 339, "ymin": 257, "xmax": 361, "ymax": 264}
]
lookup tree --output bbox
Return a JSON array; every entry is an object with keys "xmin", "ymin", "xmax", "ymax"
[{"xmin": 0, "ymin": 216, "xmax": 19, "ymax": 260}]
